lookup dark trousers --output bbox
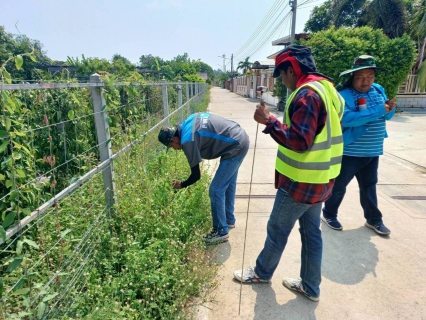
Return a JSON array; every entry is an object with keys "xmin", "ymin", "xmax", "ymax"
[{"xmin": 323, "ymin": 155, "xmax": 383, "ymax": 224}]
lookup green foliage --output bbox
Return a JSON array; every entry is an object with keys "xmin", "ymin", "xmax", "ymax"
[
  {"xmin": 410, "ymin": 0, "xmax": 426, "ymax": 38},
  {"xmin": 304, "ymin": 0, "xmax": 333, "ymax": 32},
  {"xmin": 417, "ymin": 60, "xmax": 426, "ymax": 89},
  {"xmin": 0, "ymin": 26, "xmax": 50, "ymax": 81},
  {"xmin": 237, "ymin": 57, "xmax": 253, "ymax": 74},
  {"xmin": 272, "ymin": 77, "xmax": 287, "ymax": 102},
  {"xmin": 0, "ymin": 89, "xmax": 215, "ymax": 319},
  {"xmin": 359, "ymin": 0, "xmax": 409, "ymax": 38},
  {"xmin": 304, "ymin": 0, "xmax": 410, "ymax": 38},
  {"xmin": 303, "ymin": 26, "xmax": 416, "ymax": 97},
  {"xmin": 192, "ymin": 59, "xmax": 214, "ymax": 80}
]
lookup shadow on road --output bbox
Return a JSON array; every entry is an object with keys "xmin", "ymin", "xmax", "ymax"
[
  {"xmin": 252, "ymin": 284, "xmax": 319, "ymax": 320},
  {"xmin": 321, "ymin": 226, "xmax": 384, "ymax": 285}
]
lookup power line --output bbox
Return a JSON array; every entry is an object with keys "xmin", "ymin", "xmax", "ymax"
[
  {"xmin": 235, "ymin": 3, "xmax": 291, "ymax": 62},
  {"xmin": 238, "ymin": 11, "xmax": 292, "ymax": 60},
  {"xmin": 234, "ymin": 0, "xmax": 286, "ymax": 57}
]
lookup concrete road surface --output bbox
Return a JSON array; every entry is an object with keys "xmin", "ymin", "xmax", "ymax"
[{"xmin": 198, "ymin": 87, "xmax": 426, "ymax": 320}]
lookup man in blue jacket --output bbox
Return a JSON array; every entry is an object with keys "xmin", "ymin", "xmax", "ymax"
[
  {"xmin": 158, "ymin": 112, "xmax": 249, "ymax": 244},
  {"xmin": 321, "ymin": 55, "xmax": 396, "ymax": 235}
]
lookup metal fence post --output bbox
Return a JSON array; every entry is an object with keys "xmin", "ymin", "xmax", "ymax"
[
  {"xmin": 186, "ymin": 81, "xmax": 190, "ymax": 102},
  {"xmin": 90, "ymin": 73, "xmax": 115, "ymax": 215},
  {"xmin": 162, "ymin": 79, "xmax": 169, "ymax": 126},
  {"xmin": 177, "ymin": 80, "xmax": 183, "ymax": 122},
  {"xmin": 189, "ymin": 82, "xmax": 193, "ymax": 99}
]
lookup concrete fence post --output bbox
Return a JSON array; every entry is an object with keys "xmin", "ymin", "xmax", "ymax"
[
  {"xmin": 177, "ymin": 80, "xmax": 183, "ymax": 122},
  {"xmin": 252, "ymin": 75, "xmax": 257, "ymax": 99},
  {"xmin": 90, "ymin": 73, "xmax": 115, "ymax": 215},
  {"xmin": 186, "ymin": 81, "xmax": 190, "ymax": 102},
  {"xmin": 162, "ymin": 79, "xmax": 169, "ymax": 126}
]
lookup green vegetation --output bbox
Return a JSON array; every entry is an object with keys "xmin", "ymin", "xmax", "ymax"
[
  {"xmin": 0, "ymin": 26, "xmax": 218, "ymax": 318},
  {"xmin": 1, "ymin": 81, "xmax": 216, "ymax": 318}
]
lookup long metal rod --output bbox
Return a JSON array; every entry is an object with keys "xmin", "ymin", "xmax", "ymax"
[{"xmin": 238, "ymin": 119, "xmax": 260, "ymax": 315}]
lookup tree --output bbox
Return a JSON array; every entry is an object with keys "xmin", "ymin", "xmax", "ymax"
[
  {"xmin": 333, "ymin": 0, "xmax": 366, "ymax": 28},
  {"xmin": 409, "ymin": 0, "xmax": 426, "ymax": 88},
  {"xmin": 410, "ymin": 1, "xmax": 426, "ymax": 68},
  {"xmin": 304, "ymin": 0, "xmax": 365, "ymax": 32},
  {"xmin": 304, "ymin": 0, "xmax": 333, "ymax": 32},
  {"xmin": 304, "ymin": 0, "xmax": 409, "ymax": 38},
  {"xmin": 192, "ymin": 59, "xmax": 214, "ymax": 81},
  {"xmin": 358, "ymin": 0, "xmax": 409, "ymax": 38},
  {"xmin": 237, "ymin": 57, "xmax": 253, "ymax": 74},
  {"xmin": 0, "ymin": 27, "xmax": 51, "ymax": 80},
  {"xmin": 111, "ymin": 54, "xmax": 136, "ymax": 76},
  {"xmin": 66, "ymin": 55, "xmax": 113, "ymax": 76},
  {"xmin": 139, "ymin": 54, "xmax": 164, "ymax": 70},
  {"xmin": 303, "ymin": 26, "xmax": 416, "ymax": 97}
]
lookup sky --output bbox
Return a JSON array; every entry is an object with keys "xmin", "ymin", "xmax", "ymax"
[{"xmin": 0, "ymin": 0, "xmax": 326, "ymax": 72}]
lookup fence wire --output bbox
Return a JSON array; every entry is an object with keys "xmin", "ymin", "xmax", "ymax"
[{"xmin": 0, "ymin": 79, "xmax": 207, "ymax": 318}]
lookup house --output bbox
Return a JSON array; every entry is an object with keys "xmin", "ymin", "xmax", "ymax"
[{"xmin": 198, "ymin": 72, "xmax": 208, "ymax": 81}]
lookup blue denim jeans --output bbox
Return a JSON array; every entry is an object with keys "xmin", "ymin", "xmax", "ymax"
[
  {"xmin": 255, "ymin": 188, "xmax": 323, "ymax": 298},
  {"xmin": 210, "ymin": 145, "xmax": 249, "ymax": 234},
  {"xmin": 323, "ymin": 155, "xmax": 383, "ymax": 224}
]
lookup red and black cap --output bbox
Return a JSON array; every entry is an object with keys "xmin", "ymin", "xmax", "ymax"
[{"xmin": 273, "ymin": 45, "xmax": 318, "ymax": 78}]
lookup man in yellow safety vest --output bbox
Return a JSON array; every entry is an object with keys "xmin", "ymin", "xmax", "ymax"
[{"xmin": 234, "ymin": 45, "xmax": 344, "ymax": 302}]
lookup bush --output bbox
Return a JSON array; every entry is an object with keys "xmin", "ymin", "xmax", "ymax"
[{"xmin": 302, "ymin": 26, "xmax": 416, "ymax": 97}]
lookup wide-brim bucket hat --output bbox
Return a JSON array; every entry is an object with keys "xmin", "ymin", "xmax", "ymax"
[{"xmin": 339, "ymin": 55, "xmax": 389, "ymax": 77}]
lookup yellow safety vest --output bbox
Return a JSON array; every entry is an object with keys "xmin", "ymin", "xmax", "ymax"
[{"xmin": 276, "ymin": 80, "xmax": 344, "ymax": 183}]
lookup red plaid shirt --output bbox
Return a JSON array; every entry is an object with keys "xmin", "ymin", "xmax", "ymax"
[{"xmin": 263, "ymin": 86, "xmax": 335, "ymax": 204}]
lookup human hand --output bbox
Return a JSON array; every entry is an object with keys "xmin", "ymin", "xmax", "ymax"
[
  {"xmin": 384, "ymin": 103, "xmax": 391, "ymax": 113},
  {"xmin": 172, "ymin": 179, "xmax": 182, "ymax": 189},
  {"xmin": 386, "ymin": 98, "xmax": 396, "ymax": 110},
  {"xmin": 254, "ymin": 99, "xmax": 270, "ymax": 124}
]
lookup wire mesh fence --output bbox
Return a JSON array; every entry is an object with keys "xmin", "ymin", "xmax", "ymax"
[{"xmin": 0, "ymin": 78, "xmax": 208, "ymax": 318}]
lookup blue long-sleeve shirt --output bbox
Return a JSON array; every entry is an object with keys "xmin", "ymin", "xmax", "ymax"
[{"xmin": 339, "ymin": 83, "xmax": 395, "ymax": 156}]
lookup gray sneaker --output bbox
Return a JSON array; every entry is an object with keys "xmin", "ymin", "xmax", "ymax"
[
  {"xmin": 283, "ymin": 278, "xmax": 320, "ymax": 302},
  {"xmin": 202, "ymin": 231, "xmax": 229, "ymax": 244},
  {"xmin": 228, "ymin": 223, "xmax": 235, "ymax": 229}
]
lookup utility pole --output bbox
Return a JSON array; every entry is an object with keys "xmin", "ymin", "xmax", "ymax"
[
  {"xmin": 219, "ymin": 54, "xmax": 226, "ymax": 73},
  {"xmin": 230, "ymin": 54, "xmax": 234, "ymax": 92},
  {"xmin": 290, "ymin": 0, "xmax": 297, "ymax": 44},
  {"xmin": 286, "ymin": 0, "xmax": 298, "ymax": 104}
]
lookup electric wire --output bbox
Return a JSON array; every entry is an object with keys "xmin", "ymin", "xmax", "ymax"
[{"xmin": 235, "ymin": 0, "xmax": 286, "ymax": 57}]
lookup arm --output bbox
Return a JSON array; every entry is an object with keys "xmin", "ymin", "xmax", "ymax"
[
  {"xmin": 172, "ymin": 164, "xmax": 201, "ymax": 189},
  {"xmin": 385, "ymin": 97, "xmax": 397, "ymax": 120},
  {"xmin": 172, "ymin": 142, "xmax": 202, "ymax": 189},
  {"xmin": 181, "ymin": 164, "xmax": 201, "ymax": 188},
  {"xmin": 255, "ymin": 88, "xmax": 326, "ymax": 152},
  {"xmin": 385, "ymin": 107, "xmax": 396, "ymax": 120},
  {"xmin": 341, "ymin": 103, "xmax": 387, "ymax": 127}
]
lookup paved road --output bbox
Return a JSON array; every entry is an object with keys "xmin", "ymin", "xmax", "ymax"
[{"xmin": 198, "ymin": 87, "xmax": 426, "ymax": 320}]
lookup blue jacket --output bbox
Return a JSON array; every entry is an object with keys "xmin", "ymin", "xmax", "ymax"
[{"xmin": 339, "ymin": 83, "xmax": 395, "ymax": 146}]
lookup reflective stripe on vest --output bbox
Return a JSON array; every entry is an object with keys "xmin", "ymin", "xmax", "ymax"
[{"xmin": 275, "ymin": 80, "xmax": 343, "ymax": 183}]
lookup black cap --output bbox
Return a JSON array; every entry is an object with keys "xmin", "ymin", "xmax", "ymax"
[{"xmin": 158, "ymin": 126, "xmax": 176, "ymax": 149}]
